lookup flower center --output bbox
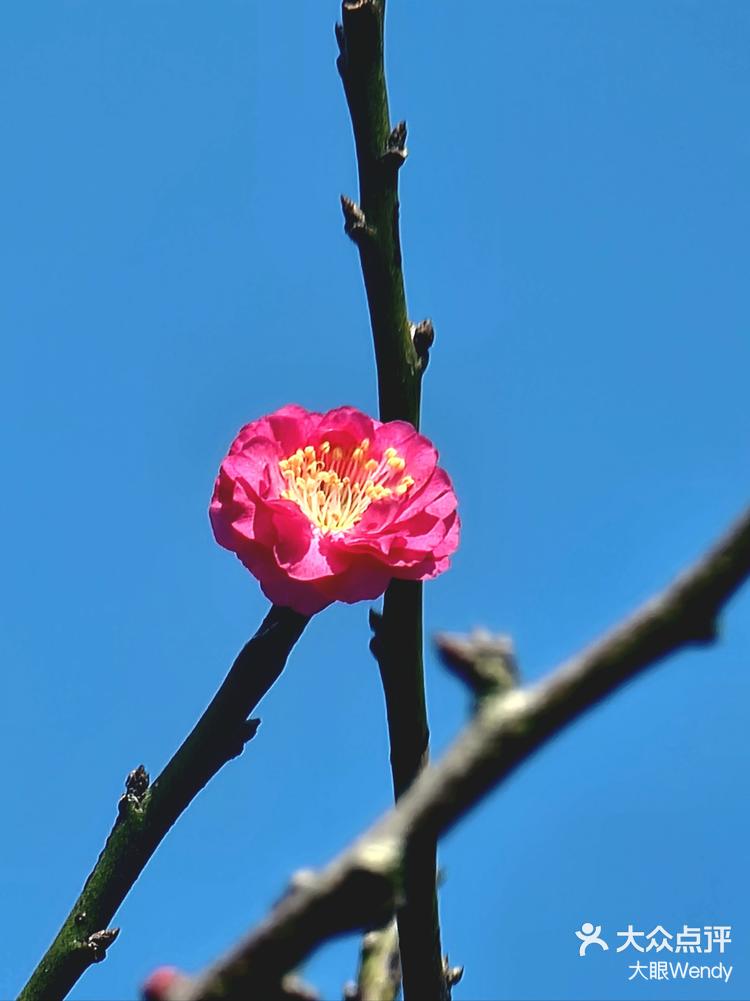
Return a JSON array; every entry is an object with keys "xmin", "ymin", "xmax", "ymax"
[{"xmin": 279, "ymin": 438, "xmax": 414, "ymax": 534}]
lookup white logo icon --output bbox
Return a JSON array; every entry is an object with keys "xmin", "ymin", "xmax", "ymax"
[{"xmin": 576, "ymin": 922, "xmax": 609, "ymax": 956}]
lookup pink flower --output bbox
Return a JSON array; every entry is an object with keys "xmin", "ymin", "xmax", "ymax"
[
  {"xmin": 210, "ymin": 404, "xmax": 460, "ymax": 615},
  {"xmin": 142, "ymin": 967, "xmax": 185, "ymax": 1001}
]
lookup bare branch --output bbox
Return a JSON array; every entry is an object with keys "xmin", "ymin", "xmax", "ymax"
[
  {"xmin": 436, "ymin": 629, "xmax": 519, "ymax": 701},
  {"xmin": 19, "ymin": 605, "xmax": 309, "ymax": 1001},
  {"xmin": 155, "ymin": 504, "xmax": 750, "ymax": 1001},
  {"xmin": 344, "ymin": 920, "xmax": 401, "ymax": 1001},
  {"xmin": 337, "ymin": 1, "xmax": 446, "ymax": 995},
  {"xmin": 336, "ymin": 0, "xmax": 418, "ymax": 425}
]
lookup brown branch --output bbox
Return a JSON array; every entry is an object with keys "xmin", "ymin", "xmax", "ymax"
[
  {"xmin": 336, "ymin": 2, "xmax": 446, "ymax": 996},
  {"xmin": 19, "ymin": 605, "xmax": 309, "ymax": 1001},
  {"xmin": 153, "ymin": 504, "xmax": 750, "ymax": 1001}
]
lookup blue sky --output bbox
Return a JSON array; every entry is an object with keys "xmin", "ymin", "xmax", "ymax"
[{"xmin": 1, "ymin": 3, "xmax": 749, "ymax": 1000}]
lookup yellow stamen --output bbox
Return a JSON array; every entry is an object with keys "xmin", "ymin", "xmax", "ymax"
[{"xmin": 278, "ymin": 439, "xmax": 414, "ymax": 534}]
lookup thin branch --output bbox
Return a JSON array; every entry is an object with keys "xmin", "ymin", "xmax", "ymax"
[
  {"xmin": 336, "ymin": 1, "xmax": 419, "ymax": 426},
  {"xmin": 344, "ymin": 920, "xmax": 401, "ymax": 1001},
  {"xmin": 369, "ymin": 590, "xmax": 444, "ymax": 998},
  {"xmin": 19, "ymin": 605, "xmax": 309, "ymax": 1001},
  {"xmin": 156, "ymin": 504, "xmax": 750, "ymax": 1001},
  {"xmin": 337, "ymin": 2, "xmax": 446, "ymax": 996},
  {"xmin": 438, "ymin": 629, "xmax": 520, "ymax": 702}
]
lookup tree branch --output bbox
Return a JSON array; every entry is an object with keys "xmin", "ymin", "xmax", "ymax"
[
  {"xmin": 154, "ymin": 504, "xmax": 750, "ymax": 1001},
  {"xmin": 336, "ymin": 1, "xmax": 420, "ymax": 426},
  {"xmin": 19, "ymin": 605, "xmax": 309, "ymax": 1001},
  {"xmin": 344, "ymin": 919, "xmax": 400, "ymax": 1001},
  {"xmin": 337, "ymin": 2, "xmax": 446, "ymax": 997}
]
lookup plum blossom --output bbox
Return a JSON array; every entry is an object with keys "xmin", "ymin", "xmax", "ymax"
[{"xmin": 210, "ymin": 404, "xmax": 459, "ymax": 615}]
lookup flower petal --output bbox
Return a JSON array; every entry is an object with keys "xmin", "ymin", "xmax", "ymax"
[{"xmin": 209, "ymin": 404, "xmax": 459, "ymax": 614}]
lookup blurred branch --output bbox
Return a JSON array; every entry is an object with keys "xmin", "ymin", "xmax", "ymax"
[
  {"xmin": 152, "ymin": 504, "xmax": 750, "ymax": 1001},
  {"xmin": 438, "ymin": 629, "xmax": 520, "ymax": 703},
  {"xmin": 344, "ymin": 920, "xmax": 401, "ymax": 1001},
  {"xmin": 19, "ymin": 605, "xmax": 309, "ymax": 1001},
  {"xmin": 144, "ymin": 968, "xmax": 319, "ymax": 1001},
  {"xmin": 337, "ymin": 2, "xmax": 445, "ymax": 997}
]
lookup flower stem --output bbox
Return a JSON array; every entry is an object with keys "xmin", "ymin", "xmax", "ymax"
[
  {"xmin": 337, "ymin": 1, "xmax": 421, "ymax": 428},
  {"xmin": 18, "ymin": 605, "xmax": 308, "ymax": 1001},
  {"xmin": 378, "ymin": 580, "xmax": 446, "ymax": 999},
  {"xmin": 337, "ymin": 2, "xmax": 447, "ymax": 997}
]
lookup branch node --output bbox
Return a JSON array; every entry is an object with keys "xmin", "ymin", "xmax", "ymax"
[
  {"xmin": 117, "ymin": 764, "xmax": 150, "ymax": 819},
  {"xmin": 436, "ymin": 629, "xmax": 519, "ymax": 701},
  {"xmin": 443, "ymin": 957, "xmax": 464, "ymax": 987},
  {"xmin": 412, "ymin": 318, "xmax": 435, "ymax": 371},
  {"xmin": 84, "ymin": 927, "xmax": 119, "ymax": 963},
  {"xmin": 353, "ymin": 836, "xmax": 402, "ymax": 884},
  {"xmin": 280, "ymin": 973, "xmax": 321, "ymax": 1001},
  {"xmin": 341, "ymin": 195, "xmax": 374, "ymax": 245},
  {"xmin": 382, "ymin": 120, "xmax": 408, "ymax": 170},
  {"xmin": 127, "ymin": 764, "xmax": 150, "ymax": 798},
  {"xmin": 243, "ymin": 716, "xmax": 262, "ymax": 742},
  {"xmin": 368, "ymin": 607, "xmax": 384, "ymax": 660},
  {"xmin": 289, "ymin": 868, "xmax": 319, "ymax": 893}
]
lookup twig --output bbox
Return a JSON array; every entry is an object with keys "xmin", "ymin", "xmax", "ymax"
[
  {"xmin": 344, "ymin": 919, "xmax": 401, "ymax": 1001},
  {"xmin": 369, "ymin": 590, "xmax": 444, "ymax": 998},
  {"xmin": 19, "ymin": 605, "xmax": 309, "ymax": 1001},
  {"xmin": 336, "ymin": 2, "xmax": 419, "ymax": 426},
  {"xmin": 337, "ymin": 2, "xmax": 446, "ymax": 996},
  {"xmin": 438, "ymin": 629, "xmax": 519, "ymax": 703},
  {"xmin": 155, "ymin": 504, "xmax": 750, "ymax": 1001}
]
